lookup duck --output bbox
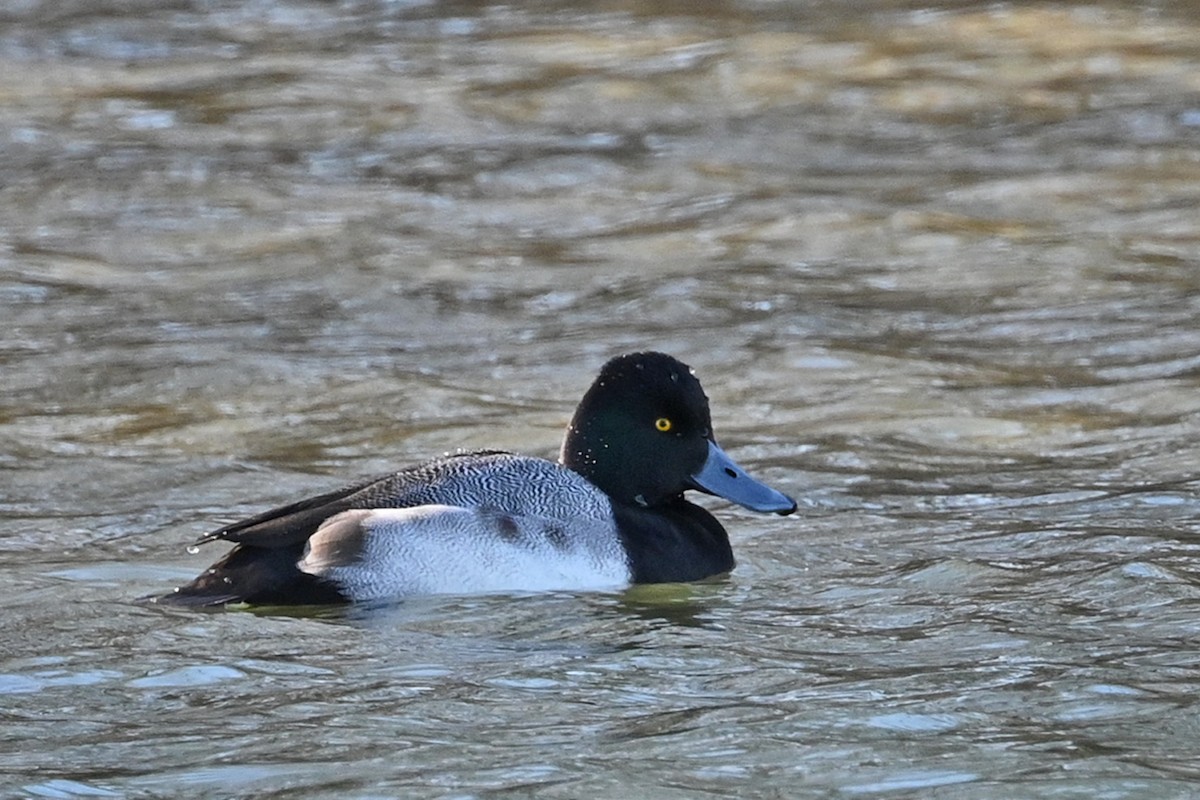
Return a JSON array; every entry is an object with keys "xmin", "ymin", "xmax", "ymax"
[{"xmin": 147, "ymin": 351, "xmax": 796, "ymax": 606}]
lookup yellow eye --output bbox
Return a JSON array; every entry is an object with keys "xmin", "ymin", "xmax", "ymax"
[{"xmin": 655, "ymin": 417, "xmax": 672, "ymax": 432}]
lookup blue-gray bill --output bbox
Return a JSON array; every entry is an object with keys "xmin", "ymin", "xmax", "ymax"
[{"xmin": 689, "ymin": 441, "xmax": 797, "ymax": 515}]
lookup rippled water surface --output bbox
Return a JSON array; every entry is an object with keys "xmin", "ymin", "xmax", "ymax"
[{"xmin": 4, "ymin": 1, "xmax": 1200, "ymax": 797}]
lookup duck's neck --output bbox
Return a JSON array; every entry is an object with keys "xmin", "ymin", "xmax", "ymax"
[
  {"xmin": 559, "ymin": 414, "xmax": 613, "ymax": 488},
  {"xmin": 611, "ymin": 499, "xmax": 733, "ymax": 583}
]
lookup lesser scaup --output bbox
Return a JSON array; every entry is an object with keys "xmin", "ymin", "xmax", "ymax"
[{"xmin": 148, "ymin": 352, "xmax": 796, "ymax": 606}]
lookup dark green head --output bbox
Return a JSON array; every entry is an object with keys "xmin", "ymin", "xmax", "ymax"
[{"xmin": 560, "ymin": 352, "xmax": 796, "ymax": 514}]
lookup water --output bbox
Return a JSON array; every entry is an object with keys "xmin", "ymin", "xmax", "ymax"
[{"xmin": 3, "ymin": 1, "xmax": 1200, "ymax": 796}]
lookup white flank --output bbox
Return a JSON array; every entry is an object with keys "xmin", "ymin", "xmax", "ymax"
[{"xmin": 299, "ymin": 505, "xmax": 631, "ymax": 601}]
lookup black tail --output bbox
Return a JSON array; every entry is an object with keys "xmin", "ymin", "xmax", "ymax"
[{"xmin": 143, "ymin": 543, "xmax": 347, "ymax": 607}]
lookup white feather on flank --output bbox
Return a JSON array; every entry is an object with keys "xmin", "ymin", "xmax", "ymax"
[{"xmin": 299, "ymin": 505, "xmax": 631, "ymax": 601}]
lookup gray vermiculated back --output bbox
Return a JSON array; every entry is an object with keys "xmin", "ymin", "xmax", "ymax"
[{"xmin": 345, "ymin": 451, "xmax": 612, "ymax": 521}]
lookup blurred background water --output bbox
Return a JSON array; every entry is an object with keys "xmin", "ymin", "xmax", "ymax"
[{"xmin": 3, "ymin": 0, "xmax": 1200, "ymax": 797}]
